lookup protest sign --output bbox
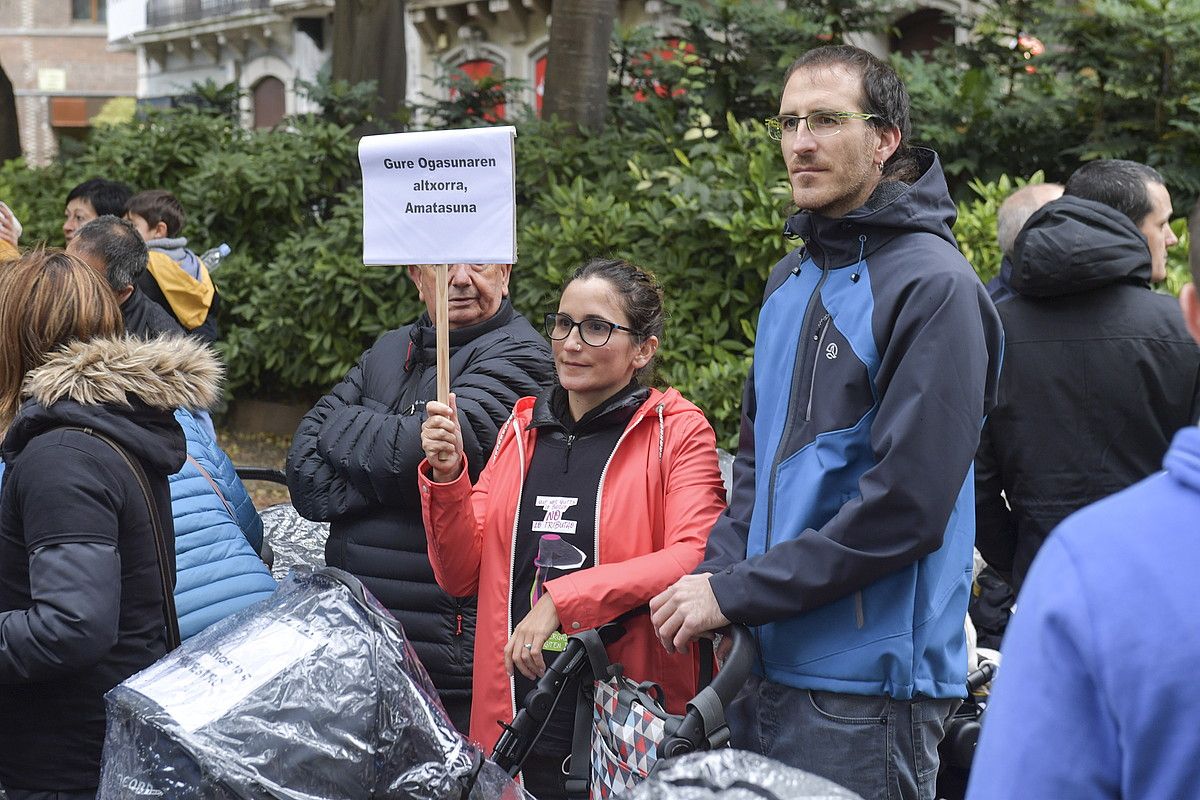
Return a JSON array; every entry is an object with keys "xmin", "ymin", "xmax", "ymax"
[{"xmin": 359, "ymin": 126, "xmax": 517, "ymax": 266}]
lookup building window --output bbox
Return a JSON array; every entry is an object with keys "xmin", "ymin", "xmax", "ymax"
[
  {"xmin": 890, "ymin": 8, "xmax": 954, "ymax": 58},
  {"xmin": 252, "ymin": 76, "xmax": 286, "ymax": 129},
  {"xmin": 452, "ymin": 60, "xmax": 506, "ymax": 122},
  {"xmin": 72, "ymin": 0, "xmax": 107, "ymax": 23},
  {"xmin": 534, "ymin": 54, "xmax": 547, "ymax": 117}
]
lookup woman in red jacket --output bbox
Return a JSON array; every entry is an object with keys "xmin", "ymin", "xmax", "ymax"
[{"xmin": 420, "ymin": 258, "xmax": 726, "ymax": 798}]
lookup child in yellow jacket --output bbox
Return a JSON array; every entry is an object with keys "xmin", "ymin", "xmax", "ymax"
[{"xmin": 125, "ymin": 189, "xmax": 221, "ymax": 343}]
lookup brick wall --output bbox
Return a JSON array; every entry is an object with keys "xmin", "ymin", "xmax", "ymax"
[{"xmin": 0, "ymin": 0, "xmax": 137, "ymax": 165}]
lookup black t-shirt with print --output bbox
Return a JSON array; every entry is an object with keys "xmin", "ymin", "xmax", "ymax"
[{"xmin": 510, "ymin": 381, "xmax": 647, "ymax": 755}]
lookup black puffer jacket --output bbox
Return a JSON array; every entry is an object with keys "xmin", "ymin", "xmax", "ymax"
[
  {"xmin": 0, "ymin": 336, "xmax": 219, "ymax": 791},
  {"xmin": 975, "ymin": 196, "xmax": 1200, "ymax": 591},
  {"xmin": 286, "ymin": 300, "xmax": 553, "ymax": 722}
]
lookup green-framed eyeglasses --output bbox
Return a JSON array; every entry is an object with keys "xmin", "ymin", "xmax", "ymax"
[{"xmin": 765, "ymin": 111, "xmax": 880, "ymax": 140}]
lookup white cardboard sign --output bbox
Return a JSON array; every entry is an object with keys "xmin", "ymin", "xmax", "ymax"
[{"xmin": 359, "ymin": 126, "xmax": 517, "ymax": 265}]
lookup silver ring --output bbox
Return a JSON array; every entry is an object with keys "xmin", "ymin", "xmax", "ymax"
[{"xmin": 523, "ymin": 643, "xmax": 533, "ymax": 650}]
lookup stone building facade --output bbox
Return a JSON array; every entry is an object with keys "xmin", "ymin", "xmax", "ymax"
[
  {"xmin": 109, "ymin": 0, "xmax": 334, "ymax": 129},
  {"xmin": 405, "ymin": 0, "xmax": 974, "ymax": 120}
]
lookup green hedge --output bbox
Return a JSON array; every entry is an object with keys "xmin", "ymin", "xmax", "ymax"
[{"xmin": 4, "ymin": 104, "xmax": 1189, "ymax": 446}]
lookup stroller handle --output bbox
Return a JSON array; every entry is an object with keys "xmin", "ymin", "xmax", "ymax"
[
  {"xmin": 660, "ymin": 624, "xmax": 755, "ymax": 760},
  {"xmin": 707, "ymin": 625, "xmax": 755, "ymax": 707},
  {"xmin": 967, "ymin": 660, "xmax": 998, "ymax": 692}
]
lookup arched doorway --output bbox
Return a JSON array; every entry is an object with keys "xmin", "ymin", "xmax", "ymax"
[{"xmin": 252, "ymin": 76, "xmax": 286, "ymax": 129}]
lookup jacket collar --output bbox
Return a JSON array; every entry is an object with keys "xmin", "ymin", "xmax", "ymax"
[
  {"xmin": 782, "ymin": 148, "xmax": 958, "ymax": 269},
  {"xmin": 405, "ymin": 299, "xmax": 515, "ymax": 372},
  {"xmin": 528, "ymin": 380, "xmax": 650, "ymax": 434}
]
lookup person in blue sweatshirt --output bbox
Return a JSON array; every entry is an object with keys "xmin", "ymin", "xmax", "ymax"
[
  {"xmin": 651, "ymin": 45, "xmax": 1003, "ymax": 800},
  {"xmin": 966, "ymin": 206, "xmax": 1200, "ymax": 799}
]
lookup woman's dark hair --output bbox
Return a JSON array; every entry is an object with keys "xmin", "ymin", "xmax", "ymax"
[
  {"xmin": 567, "ymin": 258, "xmax": 664, "ymax": 378},
  {"xmin": 66, "ymin": 178, "xmax": 132, "ymax": 218}
]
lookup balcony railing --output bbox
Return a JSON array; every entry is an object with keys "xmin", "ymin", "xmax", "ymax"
[{"xmin": 146, "ymin": 0, "xmax": 271, "ymax": 28}]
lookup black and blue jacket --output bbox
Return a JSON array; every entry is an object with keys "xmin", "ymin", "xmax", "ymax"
[{"xmin": 704, "ymin": 150, "xmax": 1003, "ymax": 700}]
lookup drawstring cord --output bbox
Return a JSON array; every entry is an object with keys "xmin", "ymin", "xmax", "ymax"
[
  {"xmin": 656, "ymin": 404, "xmax": 665, "ymax": 461},
  {"xmin": 850, "ymin": 234, "xmax": 866, "ymax": 283}
]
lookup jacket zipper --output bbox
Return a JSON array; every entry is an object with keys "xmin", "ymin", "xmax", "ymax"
[
  {"xmin": 804, "ymin": 314, "xmax": 832, "ymax": 422},
  {"xmin": 563, "ymin": 433, "xmax": 575, "ymax": 472},
  {"xmin": 765, "ymin": 263, "xmax": 831, "ymax": 550},
  {"xmin": 453, "ymin": 600, "xmax": 465, "ymax": 669},
  {"xmin": 593, "ymin": 410, "xmax": 652, "ymax": 577},
  {"xmin": 506, "ymin": 417, "xmax": 528, "ymax": 725}
]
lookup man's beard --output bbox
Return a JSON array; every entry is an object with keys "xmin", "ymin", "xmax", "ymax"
[{"xmin": 792, "ymin": 147, "xmax": 878, "ymax": 217}]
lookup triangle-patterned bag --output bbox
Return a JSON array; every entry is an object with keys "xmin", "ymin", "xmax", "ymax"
[
  {"xmin": 587, "ymin": 667, "xmax": 671, "ymax": 799},
  {"xmin": 540, "ymin": 624, "xmax": 734, "ymax": 800}
]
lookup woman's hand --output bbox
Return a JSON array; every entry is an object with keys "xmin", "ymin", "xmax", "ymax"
[
  {"xmin": 421, "ymin": 394, "xmax": 464, "ymax": 482},
  {"xmin": 504, "ymin": 593, "xmax": 561, "ymax": 680},
  {"xmin": 0, "ymin": 202, "xmax": 21, "ymax": 247}
]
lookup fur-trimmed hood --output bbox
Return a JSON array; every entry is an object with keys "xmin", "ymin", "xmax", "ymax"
[
  {"xmin": 2, "ymin": 336, "xmax": 222, "ymax": 474},
  {"xmin": 22, "ymin": 335, "xmax": 221, "ymax": 411}
]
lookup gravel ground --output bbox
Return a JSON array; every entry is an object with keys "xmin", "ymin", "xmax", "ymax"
[{"xmin": 216, "ymin": 429, "xmax": 292, "ymax": 509}]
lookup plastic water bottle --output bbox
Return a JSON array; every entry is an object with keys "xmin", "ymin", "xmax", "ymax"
[{"xmin": 200, "ymin": 242, "xmax": 231, "ymax": 271}]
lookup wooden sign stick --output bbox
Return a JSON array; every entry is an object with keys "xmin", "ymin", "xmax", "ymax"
[{"xmin": 434, "ymin": 263, "xmax": 450, "ymax": 405}]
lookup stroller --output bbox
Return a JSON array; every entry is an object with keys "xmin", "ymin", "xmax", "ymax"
[
  {"xmin": 492, "ymin": 618, "xmax": 755, "ymax": 800},
  {"xmin": 936, "ymin": 658, "xmax": 1000, "ymax": 800},
  {"xmin": 98, "ymin": 566, "xmax": 527, "ymax": 800}
]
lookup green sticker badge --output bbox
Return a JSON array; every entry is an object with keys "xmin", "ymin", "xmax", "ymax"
[{"xmin": 543, "ymin": 632, "xmax": 569, "ymax": 652}]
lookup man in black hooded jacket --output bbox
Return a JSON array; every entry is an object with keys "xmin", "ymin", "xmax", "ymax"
[
  {"xmin": 975, "ymin": 159, "xmax": 1200, "ymax": 594},
  {"xmin": 286, "ymin": 263, "xmax": 553, "ymax": 732}
]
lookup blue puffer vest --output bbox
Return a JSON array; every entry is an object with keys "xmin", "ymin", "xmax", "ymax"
[{"xmin": 171, "ymin": 409, "xmax": 276, "ymax": 639}]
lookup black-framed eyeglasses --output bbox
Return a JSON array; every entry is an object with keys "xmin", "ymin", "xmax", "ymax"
[
  {"xmin": 544, "ymin": 312, "xmax": 641, "ymax": 347},
  {"xmin": 765, "ymin": 111, "xmax": 880, "ymax": 141}
]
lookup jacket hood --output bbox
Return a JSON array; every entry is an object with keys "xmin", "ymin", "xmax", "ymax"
[
  {"xmin": 783, "ymin": 148, "xmax": 958, "ymax": 268},
  {"xmin": 148, "ymin": 237, "xmax": 203, "ymax": 281},
  {"xmin": 2, "ymin": 336, "xmax": 221, "ymax": 472},
  {"xmin": 1010, "ymin": 195, "xmax": 1151, "ymax": 297},
  {"xmin": 496, "ymin": 386, "xmax": 706, "ymax": 467},
  {"xmin": 509, "ymin": 387, "xmax": 703, "ymax": 443}
]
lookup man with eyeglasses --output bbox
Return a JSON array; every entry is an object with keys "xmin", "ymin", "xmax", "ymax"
[
  {"xmin": 651, "ymin": 45, "xmax": 1003, "ymax": 799},
  {"xmin": 286, "ymin": 262, "xmax": 553, "ymax": 733}
]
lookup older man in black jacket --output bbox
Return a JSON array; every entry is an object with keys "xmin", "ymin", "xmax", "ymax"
[
  {"xmin": 975, "ymin": 159, "xmax": 1200, "ymax": 595},
  {"xmin": 286, "ymin": 263, "xmax": 553, "ymax": 732}
]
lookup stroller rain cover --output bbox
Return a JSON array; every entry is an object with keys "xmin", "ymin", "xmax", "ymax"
[{"xmin": 98, "ymin": 566, "xmax": 528, "ymax": 800}]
